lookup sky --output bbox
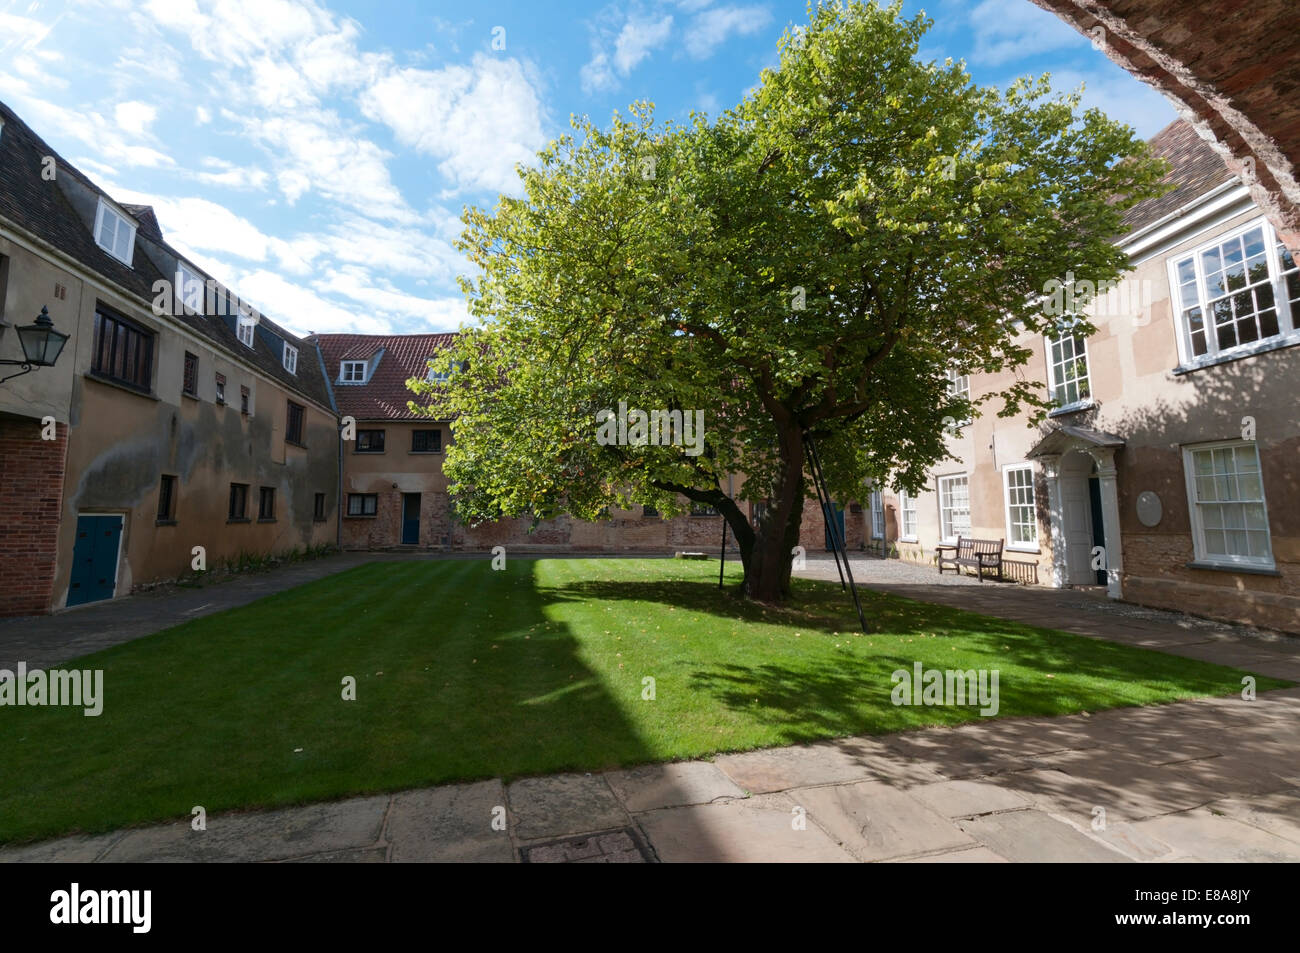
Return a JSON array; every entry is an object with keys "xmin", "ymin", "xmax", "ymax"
[{"xmin": 0, "ymin": 0, "xmax": 1178, "ymax": 338}]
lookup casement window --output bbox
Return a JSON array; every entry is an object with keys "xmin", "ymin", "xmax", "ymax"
[
  {"xmin": 282, "ymin": 343, "xmax": 298, "ymax": 375},
  {"xmin": 945, "ymin": 367, "xmax": 971, "ymax": 425},
  {"xmin": 1003, "ymin": 464, "xmax": 1038, "ymax": 548},
  {"xmin": 176, "ymin": 263, "xmax": 203, "ymax": 313},
  {"xmin": 427, "ymin": 359, "xmax": 466, "ymax": 382},
  {"xmin": 1169, "ymin": 218, "xmax": 1299, "ymax": 364},
  {"xmin": 94, "ymin": 199, "xmax": 136, "ymax": 265},
  {"xmin": 898, "ymin": 490, "xmax": 918, "ymax": 541},
  {"xmin": 240, "ymin": 385, "xmax": 250, "ymax": 415},
  {"xmin": 1045, "ymin": 329, "xmax": 1091, "ymax": 410},
  {"xmin": 869, "ymin": 490, "xmax": 885, "ymax": 539},
  {"xmin": 182, "ymin": 352, "xmax": 199, "ymax": 397},
  {"xmin": 356, "ymin": 429, "xmax": 385, "ymax": 452},
  {"xmin": 91, "ymin": 305, "xmax": 154, "ymax": 392},
  {"xmin": 229, "ymin": 483, "xmax": 249, "ymax": 520},
  {"xmin": 313, "ymin": 492, "xmax": 326, "ymax": 522},
  {"xmin": 1183, "ymin": 440, "xmax": 1273, "ymax": 569},
  {"xmin": 642, "ymin": 504, "xmax": 660, "ymax": 518},
  {"xmin": 237, "ymin": 316, "xmax": 256, "ymax": 349},
  {"xmin": 340, "ymin": 360, "xmax": 367, "ymax": 383},
  {"xmin": 690, "ymin": 501, "xmax": 720, "ymax": 516},
  {"xmin": 286, "ymin": 401, "xmax": 305, "ymax": 445},
  {"xmin": 938, "ymin": 474, "xmax": 971, "ymax": 542},
  {"xmin": 346, "ymin": 493, "xmax": 378, "ymax": 517},
  {"xmin": 157, "ymin": 474, "xmax": 177, "ymax": 521},
  {"xmin": 215, "ymin": 373, "xmax": 226, "ymax": 404},
  {"xmin": 258, "ymin": 487, "xmax": 276, "ymax": 520},
  {"xmin": 411, "ymin": 429, "xmax": 441, "ymax": 453}
]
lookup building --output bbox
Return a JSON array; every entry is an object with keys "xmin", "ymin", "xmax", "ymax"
[{"xmin": 874, "ymin": 120, "xmax": 1300, "ymax": 633}]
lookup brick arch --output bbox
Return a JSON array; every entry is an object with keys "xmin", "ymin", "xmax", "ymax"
[{"xmin": 1030, "ymin": 0, "xmax": 1300, "ymax": 251}]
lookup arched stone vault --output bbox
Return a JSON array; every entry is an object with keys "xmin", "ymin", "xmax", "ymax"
[{"xmin": 1029, "ymin": 0, "xmax": 1300, "ymax": 252}]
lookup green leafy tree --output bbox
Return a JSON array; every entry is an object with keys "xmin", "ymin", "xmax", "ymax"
[{"xmin": 410, "ymin": 0, "xmax": 1167, "ymax": 603}]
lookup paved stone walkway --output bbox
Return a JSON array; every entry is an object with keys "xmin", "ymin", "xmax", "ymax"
[{"xmin": 3, "ymin": 552, "xmax": 1297, "ymax": 863}]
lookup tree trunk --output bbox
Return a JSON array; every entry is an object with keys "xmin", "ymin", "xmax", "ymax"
[{"xmin": 741, "ymin": 427, "xmax": 806, "ymax": 603}]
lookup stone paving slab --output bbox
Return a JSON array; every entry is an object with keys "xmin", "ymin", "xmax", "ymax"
[
  {"xmin": 956, "ymin": 810, "xmax": 1131, "ymax": 863},
  {"xmin": 891, "ymin": 846, "xmax": 1009, "ymax": 863},
  {"xmin": 1127, "ymin": 808, "xmax": 1300, "ymax": 863},
  {"xmin": 604, "ymin": 761, "xmax": 745, "ymax": 813},
  {"xmin": 0, "ymin": 830, "xmax": 126, "ymax": 863},
  {"xmin": 907, "ymin": 779, "xmax": 1032, "ymax": 818},
  {"xmin": 713, "ymin": 740, "xmax": 879, "ymax": 794},
  {"xmin": 634, "ymin": 795, "xmax": 856, "ymax": 863},
  {"xmin": 793, "ymin": 780, "xmax": 976, "ymax": 861},
  {"xmin": 99, "ymin": 795, "xmax": 390, "ymax": 863},
  {"xmin": 387, "ymin": 780, "xmax": 514, "ymax": 863},
  {"xmin": 506, "ymin": 773, "xmax": 628, "ymax": 842}
]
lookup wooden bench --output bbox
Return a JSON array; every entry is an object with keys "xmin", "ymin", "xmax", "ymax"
[{"xmin": 935, "ymin": 537, "xmax": 1004, "ymax": 581}]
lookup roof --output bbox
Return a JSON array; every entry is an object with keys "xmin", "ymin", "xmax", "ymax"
[
  {"xmin": 314, "ymin": 333, "xmax": 457, "ymax": 420},
  {"xmin": 1121, "ymin": 119, "xmax": 1239, "ymax": 238},
  {"xmin": 1027, "ymin": 424, "xmax": 1125, "ymax": 458},
  {"xmin": 0, "ymin": 99, "xmax": 333, "ymax": 411}
]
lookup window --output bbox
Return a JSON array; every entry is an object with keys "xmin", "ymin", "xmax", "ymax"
[
  {"xmin": 869, "ymin": 491, "xmax": 885, "ymax": 539},
  {"xmin": 258, "ymin": 487, "xmax": 276, "ymax": 520},
  {"xmin": 340, "ymin": 360, "xmax": 367, "ymax": 383},
  {"xmin": 1003, "ymin": 465, "xmax": 1038, "ymax": 548},
  {"xmin": 215, "ymin": 373, "xmax": 226, "ymax": 404},
  {"xmin": 237, "ymin": 316, "xmax": 256, "ymax": 349},
  {"xmin": 356, "ymin": 429, "xmax": 385, "ymax": 452},
  {"xmin": 157, "ymin": 474, "xmax": 177, "ymax": 521},
  {"xmin": 1170, "ymin": 219, "xmax": 1298, "ymax": 362},
  {"xmin": 286, "ymin": 401, "xmax": 305, "ymax": 445},
  {"xmin": 898, "ymin": 490, "xmax": 918, "ymax": 541},
  {"xmin": 176, "ymin": 263, "xmax": 203, "ymax": 313},
  {"xmin": 428, "ymin": 359, "xmax": 466, "ymax": 382},
  {"xmin": 347, "ymin": 493, "xmax": 378, "ymax": 517},
  {"xmin": 229, "ymin": 483, "xmax": 249, "ymax": 521},
  {"xmin": 182, "ymin": 352, "xmax": 199, "ymax": 397},
  {"xmin": 282, "ymin": 343, "xmax": 298, "ymax": 375},
  {"xmin": 1045, "ymin": 330, "xmax": 1091, "ymax": 409},
  {"xmin": 91, "ymin": 305, "xmax": 154, "ymax": 392},
  {"xmin": 751, "ymin": 501, "xmax": 768, "ymax": 528},
  {"xmin": 314, "ymin": 493, "xmax": 326, "ymax": 521},
  {"xmin": 411, "ymin": 429, "xmax": 441, "ymax": 453},
  {"xmin": 690, "ymin": 501, "xmax": 720, "ymax": 516},
  {"xmin": 938, "ymin": 474, "xmax": 971, "ymax": 541},
  {"xmin": 642, "ymin": 504, "xmax": 659, "ymax": 518},
  {"xmin": 240, "ymin": 385, "xmax": 250, "ymax": 415},
  {"xmin": 1183, "ymin": 441, "xmax": 1273, "ymax": 568},
  {"xmin": 94, "ymin": 199, "xmax": 136, "ymax": 265},
  {"xmin": 945, "ymin": 367, "xmax": 970, "ymax": 426}
]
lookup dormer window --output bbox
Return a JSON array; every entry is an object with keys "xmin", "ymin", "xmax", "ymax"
[
  {"xmin": 176, "ymin": 263, "xmax": 203, "ymax": 313},
  {"xmin": 283, "ymin": 343, "xmax": 298, "ymax": 375},
  {"xmin": 427, "ymin": 358, "xmax": 465, "ymax": 382},
  {"xmin": 237, "ymin": 316, "xmax": 256, "ymax": 349},
  {"xmin": 340, "ymin": 360, "xmax": 366, "ymax": 383},
  {"xmin": 94, "ymin": 199, "xmax": 136, "ymax": 266}
]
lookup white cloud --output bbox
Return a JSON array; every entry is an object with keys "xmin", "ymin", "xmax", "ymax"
[
  {"xmin": 613, "ymin": 13, "xmax": 674, "ymax": 74},
  {"xmin": 360, "ymin": 54, "xmax": 547, "ymax": 195},
  {"xmin": 580, "ymin": 8, "xmax": 676, "ymax": 93},
  {"xmin": 1044, "ymin": 69, "xmax": 1178, "ymax": 139},
  {"xmin": 685, "ymin": 5, "xmax": 770, "ymax": 59},
  {"xmin": 195, "ymin": 105, "xmax": 212, "ymax": 124},
  {"xmin": 114, "ymin": 101, "xmax": 158, "ymax": 136},
  {"xmin": 968, "ymin": 0, "xmax": 1084, "ymax": 66}
]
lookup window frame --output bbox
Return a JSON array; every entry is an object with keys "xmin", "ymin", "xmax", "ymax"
[
  {"xmin": 93, "ymin": 198, "xmax": 136, "ymax": 265},
  {"xmin": 228, "ymin": 483, "xmax": 249, "ymax": 521},
  {"xmin": 1166, "ymin": 216, "xmax": 1299, "ymax": 368},
  {"xmin": 1002, "ymin": 463, "xmax": 1039, "ymax": 551},
  {"xmin": 182, "ymin": 351, "xmax": 199, "ymax": 398},
  {"xmin": 897, "ymin": 490, "xmax": 918, "ymax": 542},
  {"xmin": 355, "ymin": 429, "xmax": 386, "ymax": 453},
  {"xmin": 286, "ymin": 401, "xmax": 305, "ymax": 445},
  {"xmin": 1043, "ymin": 327, "xmax": 1093, "ymax": 413},
  {"xmin": 240, "ymin": 385, "xmax": 250, "ymax": 415},
  {"xmin": 258, "ymin": 486, "xmax": 276, "ymax": 521},
  {"xmin": 1181, "ymin": 439, "xmax": 1275, "ymax": 570},
  {"xmin": 157, "ymin": 474, "xmax": 177, "ymax": 522},
  {"xmin": 340, "ymin": 360, "xmax": 367, "ymax": 383},
  {"xmin": 215, "ymin": 373, "xmax": 226, "ymax": 405},
  {"xmin": 282, "ymin": 343, "xmax": 298, "ymax": 375},
  {"xmin": 937, "ymin": 473, "xmax": 971, "ymax": 543},
  {"xmin": 869, "ymin": 490, "xmax": 885, "ymax": 540},
  {"xmin": 346, "ymin": 493, "xmax": 378, "ymax": 517},
  {"xmin": 90, "ymin": 304, "xmax": 154, "ymax": 393},
  {"xmin": 410, "ymin": 429, "xmax": 442, "ymax": 453},
  {"xmin": 236, "ymin": 316, "xmax": 256, "ymax": 349},
  {"xmin": 313, "ymin": 492, "xmax": 326, "ymax": 522},
  {"xmin": 176, "ymin": 263, "xmax": 204, "ymax": 313}
]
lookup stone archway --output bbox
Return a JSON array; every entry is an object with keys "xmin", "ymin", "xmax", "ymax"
[{"xmin": 1030, "ymin": 0, "xmax": 1300, "ymax": 252}]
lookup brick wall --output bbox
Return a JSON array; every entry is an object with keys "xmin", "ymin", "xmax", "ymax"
[{"xmin": 0, "ymin": 416, "xmax": 67, "ymax": 616}]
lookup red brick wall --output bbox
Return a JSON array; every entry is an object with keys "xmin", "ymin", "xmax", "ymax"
[{"xmin": 0, "ymin": 416, "xmax": 67, "ymax": 616}]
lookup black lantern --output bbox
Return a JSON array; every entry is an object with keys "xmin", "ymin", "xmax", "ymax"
[{"xmin": 1, "ymin": 306, "xmax": 70, "ymax": 383}]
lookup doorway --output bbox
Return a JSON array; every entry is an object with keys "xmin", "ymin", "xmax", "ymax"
[
  {"xmin": 1059, "ymin": 451, "xmax": 1099, "ymax": 586},
  {"xmin": 823, "ymin": 502, "xmax": 845, "ymax": 551},
  {"xmin": 68, "ymin": 513, "xmax": 124, "ymax": 607},
  {"xmin": 401, "ymin": 493, "xmax": 421, "ymax": 545}
]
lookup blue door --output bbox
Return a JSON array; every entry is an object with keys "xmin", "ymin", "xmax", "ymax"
[
  {"xmin": 401, "ymin": 493, "xmax": 420, "ymax": 545},
  {"xmin": 68, "ymin": 514, "xmax": 123, "ymax": 607},
  {"xmin": 823, "ymin": 502, "xmax": 845, "ymax": 551}
]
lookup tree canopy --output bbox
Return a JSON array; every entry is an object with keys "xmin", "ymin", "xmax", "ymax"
[{"xmin": 410, "ymin": 0, "xmax": 1169, "ymax": 602}]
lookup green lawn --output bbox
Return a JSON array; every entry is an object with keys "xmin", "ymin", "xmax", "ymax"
[{"xmin": 0, "ymin": 557, "xmax": 1287, "ymax": 844}]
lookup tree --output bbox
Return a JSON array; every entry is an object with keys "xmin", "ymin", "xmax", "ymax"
[{"xmin": 410, "ymin": 0, "xmax": 1168, "ymax": 604}]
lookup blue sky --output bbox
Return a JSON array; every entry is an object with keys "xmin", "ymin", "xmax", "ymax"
[{"xmin": 0, "ymin": 0, "xmax": 1176, "ymax": 337}]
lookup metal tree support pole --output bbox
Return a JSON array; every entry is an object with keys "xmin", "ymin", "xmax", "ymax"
[
  {"xmin": 719, "ymin": 514, "xmax": 728, "ymax": 589},
  {"xmin": 805, "ymin": 436, "xmax": 846, "ymax": 590},
  {"xmin": 805, "ymin": 433, "xmax": 868, "ymax": 634}
]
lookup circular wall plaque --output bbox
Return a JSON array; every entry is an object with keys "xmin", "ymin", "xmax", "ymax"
[{"xmin": 1136, "ymin": 491, "xmax": 1162, "ymax": 527}]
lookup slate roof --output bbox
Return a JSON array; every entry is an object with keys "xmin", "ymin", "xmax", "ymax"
[
  {"xmin": 314, "ymin": 333, "xmax": 456, "ymax": 420},
  {"xmin": 1121, "ymin": 119, "xmax": 1239, "ymax": 238},
  {"xmin": 0, "ymin": 100, "xmax": 334, "ymax": 411}
]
